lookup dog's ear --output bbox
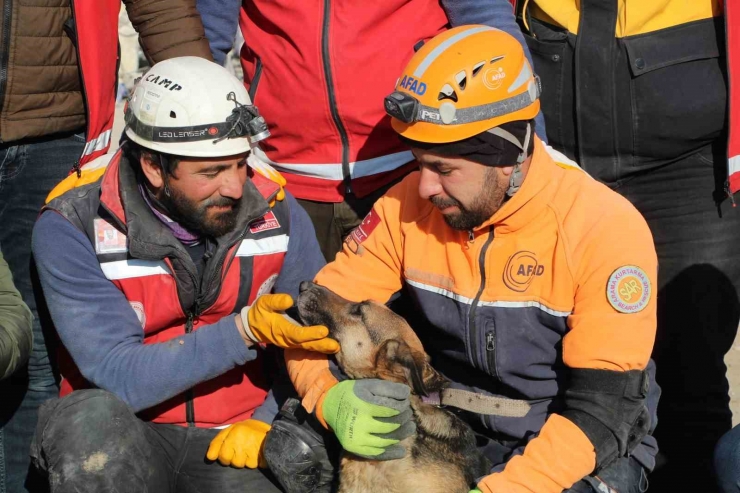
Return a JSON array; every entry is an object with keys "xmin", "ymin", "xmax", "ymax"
[
  {"xmin": 376, "ymin": 339, "xmax": 430, "ymax": 396},
  {"xmin": 420, "ymin": 360, "xmax": 447, "ymax": 394}
]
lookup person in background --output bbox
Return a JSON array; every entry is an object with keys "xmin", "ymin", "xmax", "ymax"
[
  {"xmin": 0, "ymin": 244, "xmax": 32, "ymax": 382},
  {"xmin": 485, "ymin": 0, "xmax": 737, "ymax": 489},
  {"xmin": 195, "ymin": 0, "xmax": 546, "ymax": 262},
  {"xmin": 0, "ymin": 1, "xmax": 212, "ymax": 490}
]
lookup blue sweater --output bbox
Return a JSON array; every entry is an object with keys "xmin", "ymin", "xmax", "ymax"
[
  {"xmin": 197, "ymin": 0, "xmax": 547, "ymax": 140},
  {"xmin": 32, "ymin": 192, "xmax": 325, "ymax": 424}
]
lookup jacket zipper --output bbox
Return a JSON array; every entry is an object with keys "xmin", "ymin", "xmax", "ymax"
[
  {"xmin": 184, "ymin": 312, "xmax": 196, "ymax": 426},
  {"xmin": 486, "ymin": 330, "xmax": 497, "ymax": 377},
  {"xmin": 0, "ymin": 0, "xmax": 13, "ymax": 137},
  {"xmin": 248, "ymin": 59, "xmax": 262, "ymax": 102},
  {"xmin": 321, "ymin": 0, "xmax": 352, "ymax": 194},
  {"xmin": 468, "ymin": 227, "xmax": 496, "ymax": 377},
  {"xmin": 174, "ymin": 195, "xmax": 274, "ymax": 427}
]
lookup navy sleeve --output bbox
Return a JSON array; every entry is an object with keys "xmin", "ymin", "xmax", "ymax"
[
  {"xmin": 196, "ymin": 0, "xmax": 242, "ymax": 66},
  {"xmin": 32, "ymin": 211, "xmax": 259, "ymax": 413},
  {"xmin": 251, "ymin": 389, "xmax": 278, "ymax": 423},
  {"xmin": 249, "ymin": 195, "xmax": 325, "ymax": 423},
  {"xmin": 440, "ymin": 0, "xmax": 547, "ymax": 141},
  {"xmin": 273, "ymin": 193, "xmax": 326, "ymax": 299}
]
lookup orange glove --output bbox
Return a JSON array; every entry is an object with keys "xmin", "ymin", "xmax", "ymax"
[
  {"xmin": 206, "ymin": 419, "xmax": 271, "ymax": 469},
  {"xmin": 240, "ymin": 294, "xmax": 340, "ymax": 354}
]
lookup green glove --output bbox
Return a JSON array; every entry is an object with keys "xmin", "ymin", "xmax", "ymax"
[
  {"xmin": 322, "ymin": 379, "xmax": 416, "ymax": 460},
  {"xmin": 470, "ymin": 489, "xmax": 483, "ymax": 493}
]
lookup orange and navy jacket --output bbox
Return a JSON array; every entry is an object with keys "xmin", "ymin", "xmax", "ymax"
[
  {"xmin": 39, "ymin": 149, "xmax": 321, "ymax": 427},
  {"xmin": 287, "ymin": 137, "xmax": 660, "ymax": 492}
]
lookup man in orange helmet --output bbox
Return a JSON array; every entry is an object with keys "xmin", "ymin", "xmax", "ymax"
[{"xmin": 279, "ymin": 26, "xmax": 661, "ymax": 492}]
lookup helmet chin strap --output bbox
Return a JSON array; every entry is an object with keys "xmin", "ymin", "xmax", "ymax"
[{"xmin": 489, "ymin": 122, "xmax": 531, "ymax": 197}]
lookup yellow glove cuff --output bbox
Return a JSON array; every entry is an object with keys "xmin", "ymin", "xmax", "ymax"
[{"xmin": 239, "ymin": 305, "xmax": 259, "ymax": 343}]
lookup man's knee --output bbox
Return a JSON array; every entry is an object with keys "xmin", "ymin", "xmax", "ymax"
[
  {"xmin": 31, "ymin": 390, "xmax": 143, "ymax": 480},
  {"xmin": 37, "ymin": 389, "xmax": 131, "ymax": 435},
  {"xmin": 263, "ymin": 398, "xmax": 336, "ymax": 493}
]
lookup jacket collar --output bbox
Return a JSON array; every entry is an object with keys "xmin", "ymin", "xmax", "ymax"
[{"xmin": 473, "ymin": 137, "xmax": 559, "ymax": 235}]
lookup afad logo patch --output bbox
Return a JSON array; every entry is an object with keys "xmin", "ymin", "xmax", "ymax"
[
  {"xmin": 249, "ymin": 211, "xmax": 280, "ymax": 234},
  {"xmin": 503, "ymin": 251, "xmax": 545, "ymax": 292},
  {"xmin": 606, "ymin": 265, "xmax": 651, "ymax": 314},
  {"xmin": 345, "ymin": 209, "xmax": 381, "ymax": 255}
]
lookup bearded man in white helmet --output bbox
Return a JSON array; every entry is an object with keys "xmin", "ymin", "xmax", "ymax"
[{"xmin": 27, "ymin": 57, "xmax": 344, "ymax": 492}]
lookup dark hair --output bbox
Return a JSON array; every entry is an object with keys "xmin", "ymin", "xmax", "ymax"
[
  {"xmin": 124, "ymin": 139, "xmax": 182, "ymax": 177},
  {"xmin": 399, "ymin": 118, "xmax": 536, "ymax": 167}
]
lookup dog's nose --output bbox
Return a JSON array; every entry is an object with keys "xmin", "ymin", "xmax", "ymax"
[{"xmin": 299, "ymin": 281, "xmax": 312, "ymax": 293}]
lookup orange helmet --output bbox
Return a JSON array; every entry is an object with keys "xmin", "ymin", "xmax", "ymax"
[{"xmin": 385, "ymin": 25, "xmax": 541, "ymax": 144}]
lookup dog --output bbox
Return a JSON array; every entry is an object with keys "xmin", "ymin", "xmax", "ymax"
[{"xmin": 297, "ymin": 281, "xmax": 490, "ymax": 493}]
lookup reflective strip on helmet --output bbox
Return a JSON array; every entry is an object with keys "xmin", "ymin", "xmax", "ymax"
[
  {"xmin": 252, "ymin": 148, "xmax": 413, "ymax": 181},
  {"xmin": 415, "ymin": 80, "xmax": 540, "ymax": 125},
  {"xmin": 125, "ymin": 111, "xmax": 235, "ymax": 143},
  {"xmin": 413, "ymin": 26, "xmax": 496, "ymax": 78},
  {"xmin": 507, "ymin": 62, "xmax": 533, "ymax": 94}
]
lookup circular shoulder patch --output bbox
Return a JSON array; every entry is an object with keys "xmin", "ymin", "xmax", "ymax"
[{"xmin": 606, "ymin": 266, "xmax": 651, "ymax": 314}]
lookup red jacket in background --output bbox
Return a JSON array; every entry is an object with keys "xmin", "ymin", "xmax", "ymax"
[{"xmin": 238, "ymin": 0, "xmax": 448, "ymax": 202}]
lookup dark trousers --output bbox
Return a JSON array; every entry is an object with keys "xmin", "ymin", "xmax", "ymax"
[
  {"xmin": 30, "ymin": 390, "xmax": 282, "ymax": 493},
  {"xmin": 523, "ymin": 12, "xmax": 736, "ymax": 491},
  {"xmin": 297, "ymin": 179, "xmax": 403, "ymax": 262},
  {"xmin": 0, "ymin": 133, "xmax": 85, "ymax": 493},
  {"xmin": 715, "ymin": 424, "xmax": 740, "ymax": 492}
]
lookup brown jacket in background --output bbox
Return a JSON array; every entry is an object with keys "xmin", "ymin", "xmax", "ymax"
[{"xmin": 0, "ymin": 0, "xmax": 213, "ymax": 144}]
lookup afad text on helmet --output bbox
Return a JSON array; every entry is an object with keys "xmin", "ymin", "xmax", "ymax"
[
  {"xmin": 145, "ymin": 74, "xmax": 183, "ymax": 92},
  {"xmin": 399, "ymin": 75, "xmax": 427, "ymax": 96}
]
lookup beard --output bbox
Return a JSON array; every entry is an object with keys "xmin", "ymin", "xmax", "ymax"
[
  {"xmin": 430, "ymin": 168, "xmax": 505, "ymax": 231},
  {"xmin": 158, "ymin": 184, "xmax": 242, "ymax": 238}
]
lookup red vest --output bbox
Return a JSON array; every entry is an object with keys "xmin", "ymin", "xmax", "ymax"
[{"xmin": 51, "ymin": 150, "xmax": 289, "ymax": 427}]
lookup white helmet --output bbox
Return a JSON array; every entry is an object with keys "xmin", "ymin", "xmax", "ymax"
[{"xmin": 124, "ymin": 56, "xmax": 269, "ymax": 158}]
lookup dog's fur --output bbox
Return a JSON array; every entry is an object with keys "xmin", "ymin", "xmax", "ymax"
[{"xmin": 297, "ymin": 282, "xmax": 490, "ymax": 493}]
